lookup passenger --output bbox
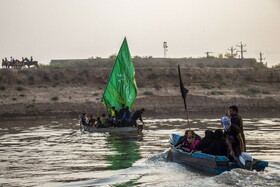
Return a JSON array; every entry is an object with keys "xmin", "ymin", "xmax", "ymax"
[
  {"xmin": 221, "ymin": 116, "xmax": 245, "ymax": 162},
  {"xmin": 130, "ymin": 108, "xmax": 145, "ymax": 130},
  {"xmin": 111, "ymin": 106, "xmax": 119, "ymax": 119},
  {"xmin": 96, "ymin": 117, "xmax": 101, "ymax": 128},
  {"xmin": 100, "ymin": 114, "xmax": 107, "ymax": 128},
  {"xmin": 88, "ymin": 115, "xmax": 96, "ymax": 127},
  {"xmin": 121, "ymin": 106, "xmax": 132, "ymax": 127},
  {"xmin": 180, "ymin": 135, "xmax": 200, "ymax": 153},
  {"xmin": 80, "ymin": 113, "xmax": 89, "ymax": 126},
  {"xmin": 201, "ymin": 129, "xmax": 227, "ymax": 156},
  {"xmin": 228, "ymin": 105, "xmax": 246, "ymax": 151},
  {"xmin": 175, "ymin": 130, "xmax": 201, "ymax": 147},
  {"xmin": 118, "ymin": 104, "xmax": 126, "ymax": 120},
  {"xmin": 195, "ymin": 130, "xmax": 215, "ymax": 151}
]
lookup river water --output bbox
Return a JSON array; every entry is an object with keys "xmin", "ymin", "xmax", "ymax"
[{"xmin": 0, "ymin": 116, "xmax": 279, "ymax": 187}]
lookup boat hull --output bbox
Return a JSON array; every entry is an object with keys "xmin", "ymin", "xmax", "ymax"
[
  {"xmin": 169, "ymin": 134, "xmax": 268, "ymax": 175},
  {"xmin": 82, "ymin": 126, "xmax": 138, "ymax": 133}
]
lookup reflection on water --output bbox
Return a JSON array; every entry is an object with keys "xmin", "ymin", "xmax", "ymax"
[
  {"xmin": 105, "ymin": 133, "xmax": 141, "ymax": 170},
  {"xmin": 0, "ymin": 117, "xmax": 279, "ymax": 187}
]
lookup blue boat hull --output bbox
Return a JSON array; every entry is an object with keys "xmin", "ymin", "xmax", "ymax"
[{"xmin": 169, "ymin": 134, "xmax": 268, "ymax": 175}]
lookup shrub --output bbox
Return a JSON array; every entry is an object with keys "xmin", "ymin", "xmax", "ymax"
[
  {"xmin": 154, "ymin": 84, "xmax": 161, "ymax": 90},
  {"xmin": 43, "ymin": 74, "xmax": 51, "ymax": 82},
  {"xmin": 147, "ymin": 73, "xmax": 159, "ymax": 79},
  {"xmin": 143, "ymin": 91, "xmax": 153, "ymax": 95},
  {"xmin": 236, "ymin": 87, "xmax": 270, "ymax": 97},
  {"xmin": 272, "ymin": 63, "xmax": 280, "ymax": 68},
  {"xmin": 51, "ymin": 96, "xmax": 59, "ymax": 101},
  {"xmin": 52, "ymin": 83, "xmax": 59, "ymax": 87},
  {"xmin": 0, "ymin": 86, "xmax": 5, "ymax": 91},
  {"xmin": 16, "ymin": 86, "xmax": 24, "ymax": 91},
  {"xmin": 137, "ymin": 82, "xmax": 144, "ymax": 88},
  {"xmin": 210, "ymin": 90, "xmax": 224, "ymax": 95},
  {"xmin": 12, "ymin": 98, "xmax": 17, "ymax": 101},
  {"xmin": 19, "ymin": 94, "xmax": 25, "ymax": 97},
  {"xmin": 92, "ymin": 93, "xmax": 99, "ymax": 96},
  {"xmin": 201, "ymin": 83, "xmax": 214, "ymax": 89}
]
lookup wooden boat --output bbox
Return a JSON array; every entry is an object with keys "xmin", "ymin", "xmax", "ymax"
[
  {"xmin": 82, "ymin": 125, "xmax": 138, "ymax": 133},
  {"xmin": 168, "ymin": 134, "xmax": 268, "ymax": 175}
]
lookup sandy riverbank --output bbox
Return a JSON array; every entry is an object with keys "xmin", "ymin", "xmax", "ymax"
[{"xmin": 0, "ymin": 67, "xmax": 279, "ymax": 117}]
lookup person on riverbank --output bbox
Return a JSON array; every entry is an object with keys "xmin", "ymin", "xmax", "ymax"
[
  {"xmin": 80, "ymin": 113, "xmax": 89, "ymax": 130},
  {"xmin": 221, "ymin": 116, "xmax": 245, "ymax": 161},
  {"xmin": 88, "ymin": 115, "xmax": 96, "ymax": 127},
  {"xmin": 228, "ymin": 105, "xmax": 246, "ymax": 151}
]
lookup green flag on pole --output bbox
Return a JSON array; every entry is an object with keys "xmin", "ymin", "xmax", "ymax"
[{"xmin": 101, "ymin": 38, "xmax": 138, "ymax": 112}]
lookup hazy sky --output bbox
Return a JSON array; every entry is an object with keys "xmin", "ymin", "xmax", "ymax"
[{"xmin": 1, "ymin": 0, "xmax": 280, "ymax": 66}]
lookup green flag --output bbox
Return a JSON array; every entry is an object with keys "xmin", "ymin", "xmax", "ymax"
[{"xmin": 101, "ymin": 38, "xmax": 138, "ymax": 111}]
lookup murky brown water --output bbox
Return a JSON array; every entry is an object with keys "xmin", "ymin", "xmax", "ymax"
[{"xmin": 0, "ymin": 116, "xmax": 279, "ymax": 187}]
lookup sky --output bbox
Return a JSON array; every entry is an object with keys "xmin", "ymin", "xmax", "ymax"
[{"xmin": 0, "ymin": 0, "xmax": 280, "ymax": 67}]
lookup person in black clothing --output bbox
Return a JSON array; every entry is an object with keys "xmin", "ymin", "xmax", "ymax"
[
  {"xmin": 130, "ymin": 108, "xmax": 145, "ymax": 130},
  {"xmin": 195, "ymin": 130, "xmax": 215, "ymax": 151},
  {"xmin": 221, "ymin": 116, "xmax": 245, "ymax": 161},
  {"xmin": 201, "ymin": 129, "xmax": 227, "ymax": 156},
  {"xmin": 118, "ymin": 104, "xmax": 126, "ymax": 120},
  {"xmin": 228, "ymin": 105, "xmax": 246, "ymax": 151}
]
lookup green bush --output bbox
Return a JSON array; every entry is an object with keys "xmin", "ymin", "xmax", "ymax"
[
  {"xmin": 147, "ymin": 73, "xmax": 159, "ymax": 79},
  {"xmin": 210, "ymin": 90, "xmax": 224, "ymax": 95},
  {"xmin": 51, "ymin": 96, "xmax": 59, "ymax": 101},
  {"xmin": 92, "ymin": 93, "xmax": 99, "ymax": 96},
  {"xmin": 272, "ymin": 63, "xmax": 280, "ymax": 68},
  {"xmin": 19, "ymin": 94, "xmax": 25, "ymax": 97},
  {"xmin": 236, "ymin": 87, "xmax": 270, "ymax": 97},
  {"xmin": 43, "ymin": 74, "xmax": 51, "ymax": 82},
  {"xmin": 16, "ymin": 86, "xmax": 24, "ymax": 91},
  {"xmin": 143, "ymin": 91, "xmax": 153, "ymax": 95},
  {"xmin": 0, "ymin": 86, "xmax": 5, "ymax": 91},
  {"xmin": 12, "ymin": 98, "xmax": 17, "ymax": 101},
  {"xmin": 201, "ymin": 83, "xmax": 214, "ymax": 89},
  {"xmin": 154, "ymin": 84, "xmax": 161, "ymax": 90}
]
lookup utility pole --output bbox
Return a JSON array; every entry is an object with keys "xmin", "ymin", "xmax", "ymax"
[
  {"xmin": 259, "ymin": 51, "xmax": 265, "ymax": 63},
  {"xmin": 259, "ymin": 51, "xmax": 267, "ymax": 67},
  {"xmin": 163, "ymin": 42, "xmax": 168, "ymax": 58},
  {"xmin": 236, "ymin": 42, "xmax": 247, "ymax": 58},
  {"xmin": 205, "ymin": 52, "xmax": 213, "ymax": 58},
  {"xmin": 228, "ymin": 46, "xmax": 237, "ymax": 56}
]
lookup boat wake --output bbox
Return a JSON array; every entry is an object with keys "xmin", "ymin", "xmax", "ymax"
[{"xmin": 47, "ymin": 149, "xmax": 279, "ymax": 187}]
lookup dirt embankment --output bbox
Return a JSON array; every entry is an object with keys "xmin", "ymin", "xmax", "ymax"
[{"xmin": 0, "ymin": 67, "xmax": 279, "ymax": 117}]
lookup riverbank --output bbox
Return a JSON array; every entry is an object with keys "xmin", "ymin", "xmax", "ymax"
[{"xmin": 0, "ymin": 67, "xmax": 279, "ymax": 117}]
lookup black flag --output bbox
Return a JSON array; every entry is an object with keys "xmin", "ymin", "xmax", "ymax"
[{"xmin": 178, "ymin": 65, "xmax": 189, "ymax": 110}]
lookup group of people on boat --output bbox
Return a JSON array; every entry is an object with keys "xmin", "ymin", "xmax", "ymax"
[
  {"xmin": 2, "ymin": 56, "xmax": 39, "ymax": 69},
  {"xmin": 80, "ymin": 104, "xmax": 146, "ymax": 130},
  {"xmin": 175, "ymin": 105, "xmax": 245, "ymax": 162}
]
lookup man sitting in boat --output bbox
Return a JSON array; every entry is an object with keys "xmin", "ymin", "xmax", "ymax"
[
  {"xmin": 130, "ymin": 108, "xmax": 145, "ymax": 130},
  {"xmin": 221, "ymin": 116, "xmax": 245, "ymax": 161},
  {"xmin": 80, "ymin": 113, "xmax": 89, "ymax": 129},
  {"xmin": 120, "ymin": 106, "xmax": 132, "ymax": 127},
  {"xmin": 88, "ymin": 115, "xmax": 96, "ymax": 127}
]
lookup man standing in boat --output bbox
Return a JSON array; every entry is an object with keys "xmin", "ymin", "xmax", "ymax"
[
  {"xmin": 130, "ymin": 108, "xmax": 145, "ymax": 131},
  {"xmin": 221, "ymin": 116, "xmax": 245, "ymax": 162},
  {"xmin": 227, "ymin": 105, "xmax": 246, "ymax": 151}
]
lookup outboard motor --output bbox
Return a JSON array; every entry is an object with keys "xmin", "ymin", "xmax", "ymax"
[{"xmin": 239, "ymin": 152, "xmax": 253, "ymax": 170}]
